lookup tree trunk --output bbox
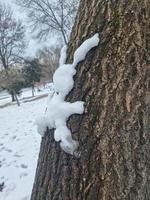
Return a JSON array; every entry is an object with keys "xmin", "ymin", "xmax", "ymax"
[
  {"xmin": 11, "ymin": 91, "xmax": 15, "ymax": 102},
  {"xmin": 32, "ymin": 85, "xmax": 35, "ymax": 97},
  {"xmin": 14, "ymin": 93, "xmax": 20, "ymax": 106},
  {"xmin": 31, "ymin": 0, "xmax": 150, "ymax": 200}
]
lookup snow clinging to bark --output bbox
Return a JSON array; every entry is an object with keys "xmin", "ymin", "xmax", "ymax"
[
  {"xmin": 59, "ymin": 45, "xmax": 67, "ymax": 66},
  {"xmin": 36, "ymin": 33, "xmax": 100, "ymax": 155}
]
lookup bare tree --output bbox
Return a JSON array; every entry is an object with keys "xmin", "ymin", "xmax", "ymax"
[
  {"xmin": 22, "ymin": 58, "xmax": 42, "ymax": 97},
  {"xmin": 36, "ymin": 46, "xmax": 60, "ymax": 81},
  {"xmin": 0, "ymin": 67, "xmax": 24, "ymax": 106},
  {"xmin": 17, "ymin": 0, "xmax": 79, "ymax": 44},
  {"xmin": 0, "ymin": 2, "xmax": 26, "ymax": 102}
]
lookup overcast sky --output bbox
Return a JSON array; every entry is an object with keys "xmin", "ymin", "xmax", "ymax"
[{"xmin": 0, "ymin": 0, "xmax": 57, "ymax": 57}]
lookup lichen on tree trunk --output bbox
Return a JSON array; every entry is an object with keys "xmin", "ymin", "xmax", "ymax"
[{"xmin": 31, "ymin": 0, "xmax": 150, "ymax": 199}]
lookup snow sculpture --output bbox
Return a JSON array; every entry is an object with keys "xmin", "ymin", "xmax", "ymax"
[{"xmin": 36, "ymin": 33, "xmax": 99, "ymax": 155}]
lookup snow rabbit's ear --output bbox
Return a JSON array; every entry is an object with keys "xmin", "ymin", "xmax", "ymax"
[
  {"xmin": 73, "ymin": 33, "xmax": 100, "ymax": 67},
  {"xmin": 59, "ymin": 45, "xmax": 67, "ymax": 66}
]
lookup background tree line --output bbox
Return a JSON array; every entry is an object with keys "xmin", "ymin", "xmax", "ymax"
[{"xmin": 0, "ymin": 0, "xmax": 79, "ymax": 105}]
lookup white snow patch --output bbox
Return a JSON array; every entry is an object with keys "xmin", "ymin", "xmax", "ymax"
[
  {"xmin": 59, "ymin": 45, "xmax": 67, "ymax": 66},
  {"xmin": 0, "ymin": 97, "xmax": 47, "ymax": 200},
  {"xmin": 37, "ymin": 34, "xmax": 99, "ymax": 155},
  {"xmin": 53, "ymin": 64, "xmax": 76, "ymax": 95}
]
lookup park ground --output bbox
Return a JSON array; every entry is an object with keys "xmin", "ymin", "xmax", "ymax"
[{"xmin": 0, "ymin": 86, "xmax": 51, "ymax": 200}]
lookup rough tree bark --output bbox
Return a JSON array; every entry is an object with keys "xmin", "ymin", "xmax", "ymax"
[{"xmin": 31, "ymin": 0, "xmax": 150, "ymax": 199}]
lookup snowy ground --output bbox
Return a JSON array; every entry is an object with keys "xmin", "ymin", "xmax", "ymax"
[{"xmin": 0, "ymin": 89, "xmax": 49, "ymax": 200}]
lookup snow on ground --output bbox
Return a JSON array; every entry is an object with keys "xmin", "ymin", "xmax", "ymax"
[{"xmin": 0, "ymin": 95, "xmax": 48, "ymax": 200}]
